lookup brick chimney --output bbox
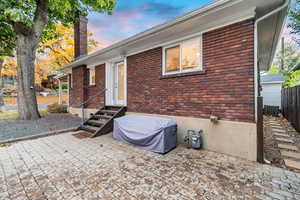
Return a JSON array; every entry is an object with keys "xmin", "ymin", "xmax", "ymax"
[{"xmin": 74, "ymin": 15, "xmax": 88, "ymax": 59}]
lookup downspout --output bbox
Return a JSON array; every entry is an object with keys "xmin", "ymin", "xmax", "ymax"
[{"xmin": 254, "ymin": 0, "xmax": 290, "ymax": 121}]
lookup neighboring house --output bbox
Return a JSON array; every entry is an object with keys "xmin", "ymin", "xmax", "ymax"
[
  {"xmin": 2, "ymin": 75, "xmax": 17, "ymax": 88},
  {"xmin": 261, "ymin": 74, "xmax": 285, "ymax": 108},
  {"xmin": 61, "ymin": 0, "xmax": 289, "ymax": 161}
]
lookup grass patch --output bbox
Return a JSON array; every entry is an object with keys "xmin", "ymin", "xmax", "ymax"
[
  {"xmin": 0, "ymin": 109, "xmax": 49, "ymax": 120},
  {"xmin": 0, "ymin": 143, "xmax": 11, "ymax": 148}
]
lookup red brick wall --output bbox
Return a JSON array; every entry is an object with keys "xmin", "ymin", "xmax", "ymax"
[
  {"xmin": 70, "ymin": 64, "xmax": 105, "ymax": 108},
  {"xmin": 127, "ymin": 20, "xmax": 255, "ymax": 122},
  {"xmin": 70, "ymin": 65, "xmax": 87, "ymax": 108},
  {"xmin": 85, "ymin": 64, "xmax": 106, "ymax": 108}
]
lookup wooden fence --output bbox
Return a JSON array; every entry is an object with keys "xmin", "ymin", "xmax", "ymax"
[{"xmin": 281, "ymin": 85, "xmax": 300, "ymax": 132}]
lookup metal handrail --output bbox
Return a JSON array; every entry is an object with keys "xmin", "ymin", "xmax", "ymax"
[{"xmin": 78, "ymin": 88, "xmax": 107, "ymax": 124}]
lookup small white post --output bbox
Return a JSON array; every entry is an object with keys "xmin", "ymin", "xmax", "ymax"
[{"xmin": 58, "ymin": 79, "xmax": 62, "ymax": 105}]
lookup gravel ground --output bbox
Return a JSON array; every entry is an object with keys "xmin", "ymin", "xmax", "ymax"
[{"xmin": 0, "ymin": 114, "xmax": 81, "ymax": 142}]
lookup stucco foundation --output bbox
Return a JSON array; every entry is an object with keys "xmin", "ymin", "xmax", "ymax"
[
  {"xmin": 69, "ymin": 107, "xmax": 97, "ymax": 118},
  {"xmin": 69, "ymin": 107, "xmax": 257, "ymax": 161},
  {"xmin": 127, "ymin": 112, "xmax": 257, "ymax": 161}
]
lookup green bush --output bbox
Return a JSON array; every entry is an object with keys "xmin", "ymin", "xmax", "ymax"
[
  {"xmin": 47, "ymin": 103, "xmax": 67, "ymax": 113},
  {"xmin": 2, "ymin": 88, "xmax": 16, "ymax": 96}
]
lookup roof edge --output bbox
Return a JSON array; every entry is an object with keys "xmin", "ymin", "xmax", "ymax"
[{"xmin": 60, "ymin": 0, "xmax": 239, "ymax": 71}]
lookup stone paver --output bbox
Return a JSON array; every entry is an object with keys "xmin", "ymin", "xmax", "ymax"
[
  {"xmin": 0, "ymin": 132, "xmax": 299, "ymax": 200},
  {"xmin": 274, "ymin": 132, "xmax": 289, "ymax": 137},
  {"xmin": 281, "ymin": 151, "xmax": 300, "ymax": 159},
  {"xmin": 275, "ymin": 137, "xmax": 294, "ymax": 143},
  {"xmin": 278, "ymin": 144, "xmax": 299, "ymax": 151},
  {"xmin": 285, "ymin": 159, "xmax": 300, "ymax": 170},
  {"xmin": 267, "ymin": 117, "xmax": 300, "ymax": 171},
  {"xmin": 272, "ymin": 129, "xmax": 286, "ymax": 133}
]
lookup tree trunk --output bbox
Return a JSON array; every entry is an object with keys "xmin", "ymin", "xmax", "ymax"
[
  {"xmin": 0, "ymin": 58, "xmax": 4, "ymax": 111},
  {"xmin": 16, "ymin": 34, "xmax": 40, "ymax": 120}
]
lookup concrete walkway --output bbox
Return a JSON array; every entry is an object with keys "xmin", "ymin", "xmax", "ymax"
[
  {"xmin": 0, "ymin": 114, "xmax": 81, "ymax": 142},
  {"xmin": 0, "ymin": 132, "xmax": 299, "ymax": 200}
]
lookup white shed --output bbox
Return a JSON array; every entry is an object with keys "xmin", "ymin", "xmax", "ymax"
[{"xmin": 261, "ymin": 74, "xmax": 285, "ymax": 108}]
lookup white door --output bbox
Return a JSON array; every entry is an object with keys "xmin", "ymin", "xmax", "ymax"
[{"xmin": 113, "ymin": 62, "xmax": 125, "ymax": 105}]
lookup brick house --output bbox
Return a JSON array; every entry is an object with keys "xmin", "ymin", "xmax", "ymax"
[{"xmin": 61, "ymin": 0, "xmax": 289, "ymax": 161}]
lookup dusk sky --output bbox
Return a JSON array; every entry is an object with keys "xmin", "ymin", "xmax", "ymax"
[
  {"xmin": 87, "ymin": 0, "xmax": 213, "ymax": 51},
  {"xmin": 87, "ymin": 0, "xmax": 295, "ymax": 52}
]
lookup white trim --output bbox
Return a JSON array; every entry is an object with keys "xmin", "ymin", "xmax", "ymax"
[
  {"xmin": 124, "ymin": 57, "xmax": 128, "ymax": 106},
  {"xmin": 105, "ymin": 63, "xmax": 112, "ymax": 105},
  {"xmin": 67, "ymin": 13, "xmax": 255, "ymax": 70},
  {"xmin": 87, "ymin": 61, "xmax": 105, "ymax": 69},
  {"xmin": 105, "ymin": 58, "xmax": 127, "ymax": 106},
  {"xmin": 61, "ymin": 0, "xmax": 242, "ymax": 71},
  {"xmin": 125, "ymin": 13, "xmax": 255, "ymax": 58},
  {"xmin": 60, "ymin": 4, "xmax": 257, "ymax": 71},
  {"xmin": 88, "ymin": 68, "xmax": 96, "ymax": 86},
  {"xmin": 254, "ymin": 19, "xmax": 258, "ymax": 122},
  {"xmin": 162, "ymin": 36, "xmax": 203, "ymax": 76},
  {"xmin": 67, "ymin": 74, "xmax": 70, "ymax": 106},
  {"xmin": 87, "ymin": 66, "xmax": 95, "ymax": 70},
  {"xmin": 261, "ymin": 81, "xmax": 284, "ymax": 84},
  {"xmin": 254, "ymin": 0, "xmax": 290, "ymax": 121}
]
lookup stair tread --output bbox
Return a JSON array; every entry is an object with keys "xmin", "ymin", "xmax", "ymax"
[
  {"xmin": 101, "ymin": 110, "xmax": 118, "ymax": 113},
  {"xmin": 93, "ymin": 114, "xmax": 112, "ymax": 119},
  {"xmin": 81, "ymin": 106, "xmax": 126, "ymax": 136},
  {"xmin": 89, "ymin": 119, "xmax": 105, "ymax": 123},
  {"xmin": 278, "ymin": 144, "xmax": 298, "ymax": 151},
  {"xmin": 87, "ymin": 120, "xmax": 105, "ymax": 127},
  {"xmin": 81, "ymin": 125, "xmax": 99, "ymax": 133}
]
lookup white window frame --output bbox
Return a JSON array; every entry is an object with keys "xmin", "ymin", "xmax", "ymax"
[
  {"xmin": 162, "ymin": 36, "xmax": 203, "ymax": 76},
  {"xmin": 88, "ymin": 66, "xmax": 96, "ymax": 86}
]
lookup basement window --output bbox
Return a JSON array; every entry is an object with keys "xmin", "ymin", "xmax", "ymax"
[
  {"xmin": 88, "ymin": 68, "xmax": 96, "ymax": 85},
  {"xmin": 163, "ymin": 36, "xmax": 202, "ymax": 75}
]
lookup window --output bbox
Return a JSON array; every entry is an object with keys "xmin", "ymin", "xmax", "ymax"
[
  {"xmin": 89, "ymin": 68, "xmax": 96, "ymax": 85},
  {"xmin": 163, "ymin": 37, "xmax": 202, "ymax": 75}
]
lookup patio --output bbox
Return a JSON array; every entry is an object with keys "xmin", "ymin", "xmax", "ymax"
[{"xmin": 0, "ymin": 132, "xmax": 299, "ymax": 200}]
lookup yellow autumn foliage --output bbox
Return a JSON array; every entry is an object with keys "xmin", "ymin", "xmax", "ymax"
[
  {"xmin": 41, "ymin": 24, "xmax": 97, "ymax": 70},
  {"xmin": 1, "ymin": 57, "xmax": 17, "ymax": 76},
  {"xmin": 0, "ymin": 24, "xmax": 98, "ymax": 85}
]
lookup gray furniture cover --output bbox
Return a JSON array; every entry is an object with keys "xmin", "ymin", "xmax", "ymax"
[{"xmin": 113, "ymin": 114, "xmax": 177, "ymax": 153}]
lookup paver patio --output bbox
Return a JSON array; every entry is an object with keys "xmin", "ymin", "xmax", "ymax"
[{"xmin": 0, "ymin": 132, "xmax": 300, "ymax": 200}]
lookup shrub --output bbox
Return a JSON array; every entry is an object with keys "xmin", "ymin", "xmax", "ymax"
[
  {"xmin": 47, "ymin": 103, "xmax": 67, "ymax": 113},
  {"xmin": 2, "ymin": 88, "xmax": 16, "ymax": 96}
]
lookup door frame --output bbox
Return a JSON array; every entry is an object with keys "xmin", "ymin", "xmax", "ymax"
[{"xmin": 105, "ymin": 57, "xmax": 127, "ymax": 106}]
